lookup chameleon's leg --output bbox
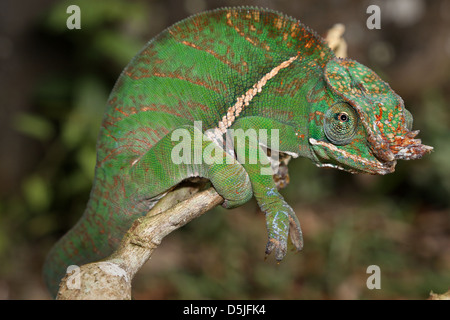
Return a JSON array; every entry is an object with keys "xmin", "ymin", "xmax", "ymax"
[
  {"xmin": 229, "ymin": 117, "xmax": 303, "ymax": 260},
  {"xmin": 128, "ymin": 124, "xmax": 253, "ymax": 209}
]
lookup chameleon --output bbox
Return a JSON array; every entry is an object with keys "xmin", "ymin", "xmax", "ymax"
[{"xmin": 43, "ymin": 6, "xmax": 432, "ymax": 297}]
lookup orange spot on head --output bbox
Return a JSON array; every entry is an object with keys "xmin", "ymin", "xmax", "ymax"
[{"xmin": 376, "ymin": 107, "xmax": 383, "ymax": 121}]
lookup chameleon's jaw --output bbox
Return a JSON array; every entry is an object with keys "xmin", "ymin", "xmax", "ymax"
[
  {"xmin": 309, "ymin": 138, "xmax": 397, "ymax": 175},
  {"xmin": 309, "ymin": 129, "xmax": 433, "ymax": 175}
]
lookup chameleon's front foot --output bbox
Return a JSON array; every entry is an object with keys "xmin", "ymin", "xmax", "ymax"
[
  {"xmin": 263, "ymin": 203, "xmax": 303, "ymax": 261},
  {"xmin": 265, "ymin": 237, "xmax": 288, "ymax": 261}
]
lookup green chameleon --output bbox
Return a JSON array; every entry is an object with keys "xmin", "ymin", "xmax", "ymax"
[{"xmin": 43, "ymin": 7, "xmax": 432, "ymax": 296}]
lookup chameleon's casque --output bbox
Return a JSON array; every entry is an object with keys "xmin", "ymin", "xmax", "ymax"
[{"xmin": 43, "ymin": 7, "xmax": 432, "ymax": 296}]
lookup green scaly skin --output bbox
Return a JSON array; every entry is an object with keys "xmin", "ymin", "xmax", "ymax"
[{"xmin": 43, "ymin": 7, "xmax": 432, "ymax": 297}]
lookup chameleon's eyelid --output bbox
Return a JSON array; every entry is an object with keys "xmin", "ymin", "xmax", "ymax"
[{"xmin": 323, "ymin": 102, "xmax": 358, "ymax": 146}]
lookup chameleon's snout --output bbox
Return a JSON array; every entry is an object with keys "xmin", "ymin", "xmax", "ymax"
[
  {"xmin": 365, "ymin": 126, "xmax": 433, "ymax": 175},
  {"xmin": 389, "ymin": 130, "xmax": 433, "ymax": 161},
  {"xmin": 364, "ymin": 102, "xmax": 433, "ymax": 166},
  {"xmin": 369, "ymin": 128, "xmax": 433, "ymax": 174}
]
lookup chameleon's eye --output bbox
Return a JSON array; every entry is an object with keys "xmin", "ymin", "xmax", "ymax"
[
  {"xmin": 324, "ymin": 102, "xmax": 358, "ymax": 146},
  {"xmin": 336, "ymin": 112, "xmax": 349, "ymax": 122}
]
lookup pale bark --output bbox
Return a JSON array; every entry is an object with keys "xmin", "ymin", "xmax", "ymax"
[{"xmin": 57, "ymin": 182, "xmax": 223, "ymax": 299}]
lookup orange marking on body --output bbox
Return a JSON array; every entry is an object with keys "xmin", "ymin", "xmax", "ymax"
[
  {"xmin": 114, "ymin": 107, "xmax": 129, "ymax": 117},
  {"xmin": 180, "ymin": 40, "xmax": 245, "ymax": 74}
]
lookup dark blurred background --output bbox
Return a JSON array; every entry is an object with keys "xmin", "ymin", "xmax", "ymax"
[{"xmin": 0, "ymin": 0, "xmax": 449, "ymax": 299}]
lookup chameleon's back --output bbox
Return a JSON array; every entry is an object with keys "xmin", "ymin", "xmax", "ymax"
[{"xmin": 43, "ymin": 7, "xmax": 332, "ymax": 296}]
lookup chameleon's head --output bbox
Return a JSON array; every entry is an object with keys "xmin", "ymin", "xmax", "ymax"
[{"xmin": 308, "ymin": 58, "xmax": 433, "ymax": 174}]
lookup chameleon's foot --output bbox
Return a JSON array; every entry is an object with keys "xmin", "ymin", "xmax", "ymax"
[
  {"xmin": 265, "ymin": 218, "xmax": 303, "ymax": 261},
  {"xmin": 264, "ymin": 207, "xmax": 303, "ymax": 261},
  {"xmin": 265, "ymin": 237, "xmax": 287, "ymax": 261}
]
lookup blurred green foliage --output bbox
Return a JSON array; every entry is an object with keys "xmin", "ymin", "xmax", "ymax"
[{"xmin": 1, "ymin": 0, "xmax": 449, "ymax": 299}]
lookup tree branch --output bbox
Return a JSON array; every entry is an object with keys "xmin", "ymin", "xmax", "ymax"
[{"xmin": 56, "ymin": 181, "xmax": 223, "ymax": 299}]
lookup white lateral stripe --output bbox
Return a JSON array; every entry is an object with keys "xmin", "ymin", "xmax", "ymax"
[
  {"xmin": 309, "ymin": 138, "xmax": 385, "ymax": 169},
  {"xmin": 216, "ymin": 55, "xmax": 299, "ymax": 134}
]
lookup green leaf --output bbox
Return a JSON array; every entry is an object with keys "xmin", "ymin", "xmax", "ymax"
[
  {"xmin": 13, "ymin": 113, "xmax": 54, "ymax": 141},
  {"xmin": 61, "ymin": 76, "xmax": 106, "ymax": 148},
  {"xmin": 22, "ymin": 175, "xmax": 52, "ymax": 212},
  {"xmin": 94, "ymin": 30, "xmax": 144, "ymax": 66}
]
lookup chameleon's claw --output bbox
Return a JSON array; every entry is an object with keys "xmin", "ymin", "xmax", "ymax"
[
  {"xmin": 265, "ymin": 237, "xmax": 287, "ymax": 261},
  {"xmin": 289, "ymin": 216, "xmax": 304, "ymax": 251}
]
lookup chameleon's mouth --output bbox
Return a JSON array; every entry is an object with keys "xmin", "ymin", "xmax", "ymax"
[
  {"xmin": 309, "ymin": 138, "xmax": 396, "ymax": 175},
  {"xmin": 309, "ymin": 128, "xmax": 433, "ymax": 175}
]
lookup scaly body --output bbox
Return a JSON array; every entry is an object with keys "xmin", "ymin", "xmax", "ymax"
[{"xmin": 43, "ymin": 7, "xmax": 432, "ymax": 296}]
